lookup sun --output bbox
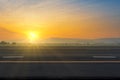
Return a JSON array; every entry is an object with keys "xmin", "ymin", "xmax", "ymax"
[
  {"xmin": 28, "ymin": 32, "xmax": 38, "ymax": 43},
  {"xmin": 30, "ymin": 32, "xmax": 37, "ymax": 38}
]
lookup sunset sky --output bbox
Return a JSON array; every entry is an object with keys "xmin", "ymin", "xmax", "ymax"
[{"xmin": 0, "ymin": 0, "xmax": 120, "ymax": 42}]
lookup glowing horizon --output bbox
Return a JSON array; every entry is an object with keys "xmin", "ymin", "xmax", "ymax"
[{"xmin": 0, "ymin": 0, "xmax": 120, "ymax": 41}]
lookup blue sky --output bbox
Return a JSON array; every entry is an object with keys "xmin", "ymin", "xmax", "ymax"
[{"xmin": 0, "ymin": 0, "xmax": 120, "ymax": 16}]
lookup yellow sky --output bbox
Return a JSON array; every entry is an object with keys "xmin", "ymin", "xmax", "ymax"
[{"xmin": 0, "ymin": 0, "xmax": 120, "ymax": 41}]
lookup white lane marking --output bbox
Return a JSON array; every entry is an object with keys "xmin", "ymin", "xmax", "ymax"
[
  {"xmin": 93, "ymin": 56, "xmax": 117, "ymax": 59},
  {"xmin": 2, "ymin": 56, "xmax": 24, "ymax": 59}
]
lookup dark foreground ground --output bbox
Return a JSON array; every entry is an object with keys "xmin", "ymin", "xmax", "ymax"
[
  {"xmin": 0, "ymin": 63, "xmax": 120, "ymax": 78},
  {"xmin": 0, "ymin": 46, "xmax": 120, "ymax": 78}
]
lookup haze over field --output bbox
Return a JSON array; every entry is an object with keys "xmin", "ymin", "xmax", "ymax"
[
  {"xmin": 43, "ymin": 38, "xmax": 120, "ymax": 43},
  {"xmin": 0, "ymin": 0, "xmax": 120, "ymax": 43}
]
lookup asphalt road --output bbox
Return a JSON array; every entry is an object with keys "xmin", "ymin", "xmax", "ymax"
[
  {"xmin": 0, "ymin": 46, "xmax": 120, "ymax": 61},
  {"xmin": 0, "ymin": 46, "xmax": 120, "ymax": 78},
  {"xmin": 0, "ymin": 63, "xmax": 120, "ymax": 78}
]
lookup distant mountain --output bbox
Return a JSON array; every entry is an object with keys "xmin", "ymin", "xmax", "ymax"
[
  {"xmin": 94, "ymin": 38, "xmax": 120, "ymax": 43},
  {"xmin": 43, "ymin": 38, "xmax": 120, "ymax": 44},
  {"xmin": 43, "ymin": 38, "xmax": 90, "ymax": 43}
]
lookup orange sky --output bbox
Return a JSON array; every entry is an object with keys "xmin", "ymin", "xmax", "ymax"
[{"xmin": 0, "ymin": 0, "xmax": 120, "ymax": 41}]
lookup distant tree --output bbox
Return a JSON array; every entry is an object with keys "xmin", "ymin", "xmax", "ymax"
[
  {"xmin": 12, "ymin": 42, "xmax": 16, "ymax": 45},
  {"xmin": 7, "ymin": 42, "xmax": 10, "ymax": 44},
  {"xmin": 0, "ymin": 41, "xmax": 8, "ymax": 45}
]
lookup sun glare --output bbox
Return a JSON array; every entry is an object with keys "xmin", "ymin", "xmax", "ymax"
[
  {"xmin": 30, "ymin": 32, "xmax": 37, "ymax": 38},
  {"xmin": 28, "ymin": 32, "xmax": 38, "ymax": 43}
]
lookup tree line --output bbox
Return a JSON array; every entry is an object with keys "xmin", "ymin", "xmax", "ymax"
[{"xmin": 0, "ymin": 41, "xmax": 16, "ymax": 45}]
